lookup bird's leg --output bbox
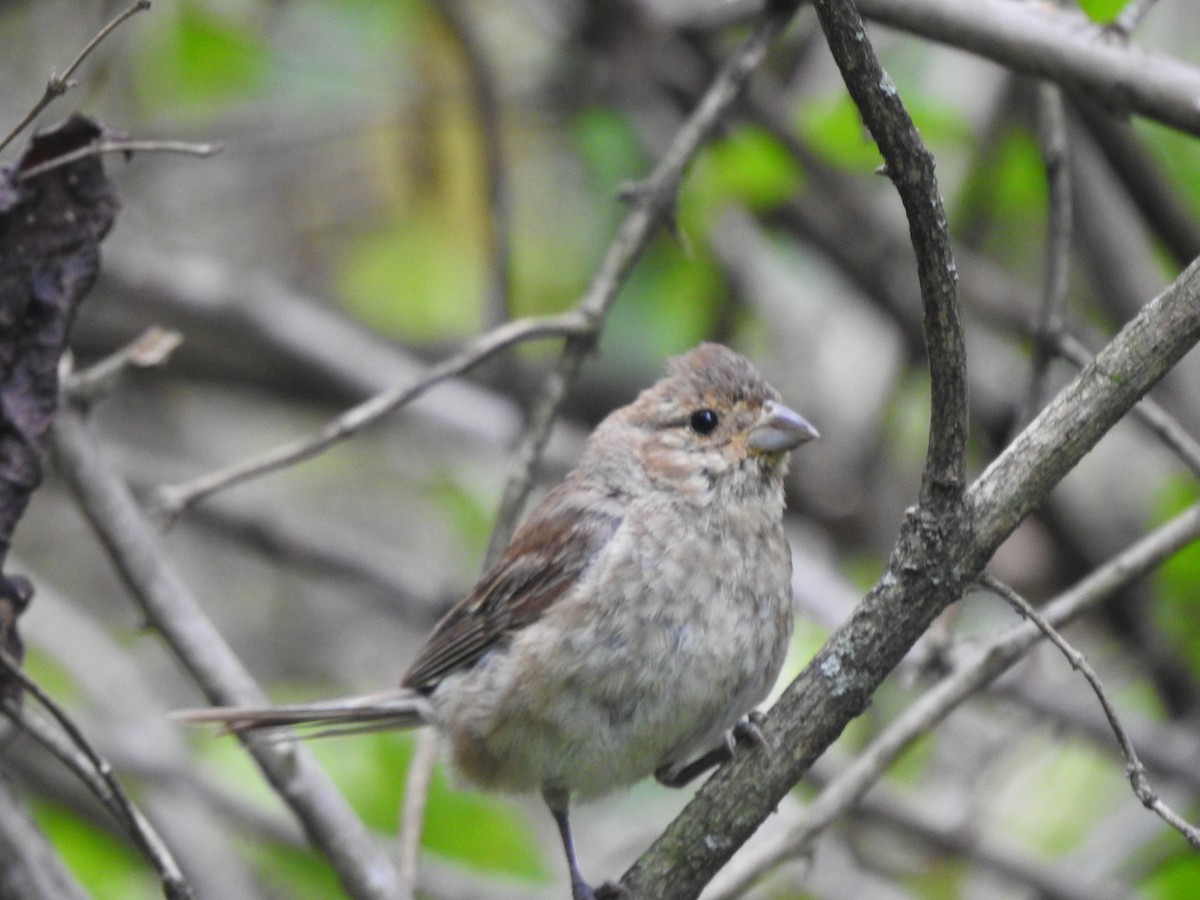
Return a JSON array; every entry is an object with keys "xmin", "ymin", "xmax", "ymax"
[
  {"xmin": 542, "ymin": 787, "xmax": 627, "ymax": 900},
  {"xmin": 654, "ymin": 712, "xmax": 771, "ymax": 789}
]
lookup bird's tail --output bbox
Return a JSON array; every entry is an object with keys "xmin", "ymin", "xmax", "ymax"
[{"xmin": 173, "ymin": 688, "xmax": 431, "ymax": 738}]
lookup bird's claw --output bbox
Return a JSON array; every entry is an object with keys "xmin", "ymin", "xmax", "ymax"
[
  {"xmin": 732, "ymin": 712, "xmax": 771, "ymax": 756},
  {"xmin": 592, "ymin": 880, "xmax": 629, "ymax": 899}
]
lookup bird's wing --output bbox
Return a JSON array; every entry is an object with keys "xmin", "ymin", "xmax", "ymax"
[{"xmin": 402, "ymin": 489, "xmax": 623, "ymax": 691}]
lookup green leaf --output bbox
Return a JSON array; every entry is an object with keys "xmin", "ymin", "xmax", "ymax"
[
  {"xmin": 31, "ymin": 800, "xmax": 156, "ymax": 900},
  {"xmin": 1076, "ymin": 0, "xmax": 1128, "ymax": 22},
  {"xmin": 573, "ymin": 107, "xmax": 646, "ymax": 200},
  {"xmin": 335, "ymin": 216, "xmax": 484, "ymax": 340},
  {"xmin": 20, "ymin": 645, "xmax": 80, "ymax": 705},
  {"xmin": 599, "ymin": 244, "xmax": 724, "ymax": 364},
  {"xmin": 696, "ymin": 126, "xmax": 803, "ymax": 213},
  {"xmin": 1152, "ymin": 475, "xmax": 1200, "ymax": 680},
  {"xmin": 992, "ymin": 738, "xmax": 1121, "ymax": 855},
  {"xmin": 795, "ymin": 94, "xmax": 884, "ymax": 171},
  {"xmin": 1134, "ymin": 120, "xmax": 1200, "ymax": 231},
  {"xmin": 308, "ymin": 732, "xmax": 548, "ymax": 880},
  {"xmin": 247, "ymin": 841, "xmax": 344, "ymax": 900},
  {"xmin": 422, "ymin": 766, "xmax": 548, "ymax": 880},
  {"xmin": 951, "ymin": 127, "xmax": 1045, "ymax": 260},
  {"xmin": 134, "ymin": 2, "xmax": 270, "ymax": 118},
  {"xmin": 427, "ymin": 471, "xmax": 494, "ymax": 562},
  {"xmin": 1142, "ymin": 847, "xmax": 1200, "ymax": 899}
]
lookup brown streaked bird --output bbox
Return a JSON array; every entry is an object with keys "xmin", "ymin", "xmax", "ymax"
[{"xmin": 180, "ymin": 343, "xmax": 818, "ymax": 900}]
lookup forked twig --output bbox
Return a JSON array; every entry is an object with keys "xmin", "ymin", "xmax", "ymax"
[
  {"xmin": 981, "ymin": 573, "xmax": 1200, "ymax": 850},
  {"xmin": 0, "ymin": 648, "xmax": 193, "ymax": 899},
  {"xmin": 0, "ymin": 1, "xmax": 152, "ymax": 155}
]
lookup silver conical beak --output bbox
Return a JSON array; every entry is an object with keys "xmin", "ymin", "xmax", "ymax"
[{"xmin": 747, "ymin": 400, "xmax": 819, "ymax": 453}]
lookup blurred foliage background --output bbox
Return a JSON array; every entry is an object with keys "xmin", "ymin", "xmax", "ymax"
[{"xmin": 1, "ymin": 0, "xmax": 1200, "ymax": 898}]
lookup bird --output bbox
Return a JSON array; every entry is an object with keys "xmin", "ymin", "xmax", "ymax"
[{"xmin": 180, "ymin": 343, "xmax": 818, "ymax": 900}]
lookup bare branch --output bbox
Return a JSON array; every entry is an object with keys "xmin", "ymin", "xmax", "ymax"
[
  {"xmin": 0, "ymin": 1, "xmax": 152, "ymax": 154},
  {"xmin": 1014, "ymin": 84, "xmax": 1072, "ymax": 434},
  {"xmin": 709, "ymin": 500, "xmax": 1200, "ymax": 898},
  {"xmin": 398, "ymin": 730, "xmax": 439, "ymax": 894},
  {"xmin": 1109, "ymin": 0, "xmax": 1161, "ymax": 36},
  {"xmin": 151, "ymin": 310, "xmax": 591, "ymax": 521},
  {"xmin": 64, "ymin": 326, "xmax": 183, "ymax": 407},
  {"xmin": 484, "ymin": 0, "xmax": 804, "ymax": 563},
  {"xmin": 0, "ymin": 650, "xmax": 193, "ymax": 900},
  {"xmin": 855, "ymin": 0, "xmax": 1200, "ymax": 137},
  {"xmin": 812, "ymin": 0, "xmax": 966, "ymax": 510},
  {"xmin": 49, "ymin": 406, "xmax": 408, "ymax": 900},
  {"xmin": 18, "ymin": 139, "xmax": 222, "ymax": 180},
  {"xmin": 981, "ymin": 574, "xmax": 1200, "ymax": 849}
]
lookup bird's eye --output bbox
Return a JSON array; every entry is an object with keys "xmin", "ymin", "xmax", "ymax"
[{"xmin": 688, "ymin": 409, "xmax": 719, "ymax": 435}]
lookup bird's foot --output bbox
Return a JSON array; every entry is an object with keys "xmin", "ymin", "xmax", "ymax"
[
  {"xmin": 654, "ymin": 712, "xmax": 772, "ymax": 788},
  {"xmin": 573, "ymin": 878, "xmax": 627, "ymax": 900},
  {"xmin": 592, "ymin": 879, "xmax": 629, "ymax": 899},
  {"xmin": 732, "ymin": 711, "xmax": 771, "ymax": 756}
]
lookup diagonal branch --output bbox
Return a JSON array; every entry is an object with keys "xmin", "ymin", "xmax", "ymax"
[
  {"xmin": 618, "ymin": 191, "xmax": 1200, "ymax": 900},
  {"xmin": 50, "ymin": 406, "xmax": 408, "ymax": 900},
  {"xmin": 0, "ymin": 667, "xmax": 192, "ymax": 900},
  {"xmin": 0, "ymin": 1, "xmax": 151, "ymax": 154},
  {"xmin": 151, "ymin": 310, "xmax": 591, "ymax": 521},
  {"xmin": 708, "ymin": 499, "xmax": 1200, "ymax": 899},
  {"xmin": 982, "ymin": 574, "xmax": 1200, "ymax": 849},
  {"xmin": 484, "ymin": 0, "xmax": 805, "ymax": 562}
]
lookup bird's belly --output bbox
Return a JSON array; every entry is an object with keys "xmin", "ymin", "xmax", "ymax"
[{"xmin": 432, "ymin": 519, "xmax": 792, "ymax": 798}]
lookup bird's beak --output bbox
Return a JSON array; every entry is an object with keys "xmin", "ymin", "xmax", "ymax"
[{"xmin": 747, "ymin": 400, "xmax": 819, "ymax": 453}]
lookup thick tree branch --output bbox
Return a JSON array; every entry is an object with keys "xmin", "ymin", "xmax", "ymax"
[
  {"xmin": 709, "ymin": 499, "xmax": 1200, "ymax": 899},
  {"xmin": 619, "ymin": 201, "xmax": 1200, "ymax": 900},
  {"xmin": 855, "ymin": 0, "xmax": 1200, "ymax": 137}
]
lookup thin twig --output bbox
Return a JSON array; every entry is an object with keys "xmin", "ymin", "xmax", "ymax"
[
  {"xmin": 64, "ymin": 326, "xmax": 183, "ymax": 407},
  {"xmin": 0, "ymin": 0, "xmax": 152, "ymax": 155},
  {"xmin": 981, "ymin": 573, "xmax": 1200, "ymax": 850},
  {"xmin": 1014, "ymin": 83, "xmax": 1071, "ymax": 435},
  {"xmin": 398, "ymin": 730, "xmax": 440, "ymax": 893},
  {"xmin": 708, "ymin": 501, "xmax": 1200, "ymax": 899},
  {"xmin": 19, "ymin": 139, "xmax": 222, "ymax": 180},
  {"xmin": 483, "ymin": 0, "xmax": 802, "ymax": 565},
  {"xmin": 0, "ymin": 650, "xmax": 193, "ymax": 900},
  {"xmin": 152, "ymin": 310, "xmax": 591, "ymax": 521}
]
